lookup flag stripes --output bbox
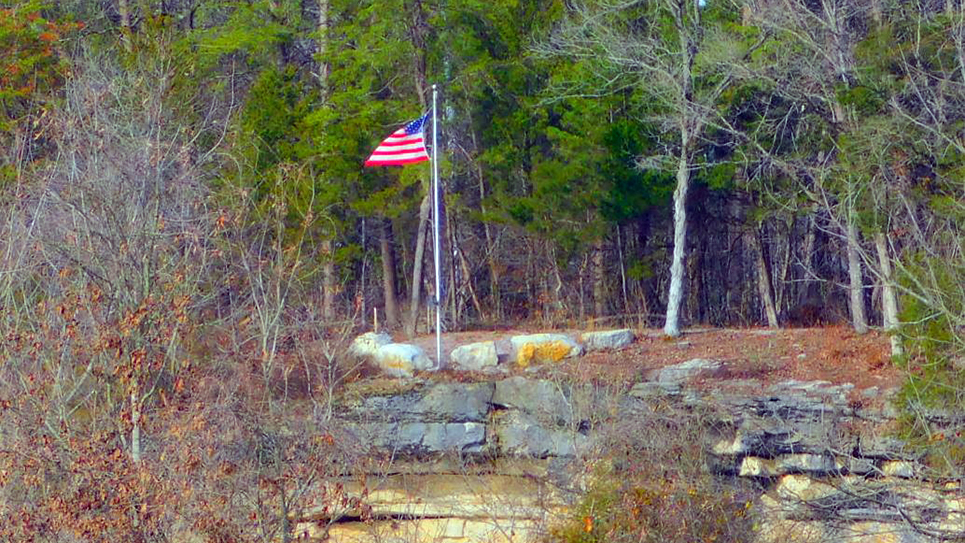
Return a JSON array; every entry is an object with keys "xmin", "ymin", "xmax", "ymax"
[{"xmin": 364, "ymin": 113, "xmax": 430, "ymax": 167}]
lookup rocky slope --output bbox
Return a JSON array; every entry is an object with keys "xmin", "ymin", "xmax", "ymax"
[{"xmin": 293, "ymin": 331, "xmax": 962, "ymax": 543}]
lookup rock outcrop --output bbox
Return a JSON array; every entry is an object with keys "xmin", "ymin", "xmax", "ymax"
[
  {"xmin": 298, "ymin": 357, "xmax": 958, "ymax": 543},
  {"xmin": 350, "ymin": 328, "xmax": 637, "ymax": 377}
]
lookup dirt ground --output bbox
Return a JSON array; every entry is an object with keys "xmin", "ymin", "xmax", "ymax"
[{"xmin": 403, "ymin": 326, "xmax": 900, "ymax": 394}]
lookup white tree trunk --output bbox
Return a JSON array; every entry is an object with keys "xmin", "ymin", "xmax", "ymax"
[
  {"xmin": 664, "ymin": 143, "xmax": 691, "ymax": 337},
  {"xmin": 846, "ymin": 219, "xmax": 869, "ymax": 334},
  {"xmin": 753, "ymin": 226, "xmax": 780, "ymax": 328},
  {"xmin": 874, "ymin": 231, "xmax": 902, "ymax": 356}
]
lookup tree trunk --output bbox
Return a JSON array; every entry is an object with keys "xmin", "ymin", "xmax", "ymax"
[
  {"xmin": 593, "ymin": 235, "xmax": 606, "ymax": 319},
  {"xmin": 317, "ymin": 0, "xmax": 330, "ymax": 83},
  {"xmin": 322, "ymin": 239, "xmax": 335, "ymax": 321},
  {"xmin": 845, "ymin": 218, "xmax": 869, "ymax": 334},
  {"xmin": 405, "ymin": 194, "xmax": 431, "ymax": 336},
  {"xmin": 578, "ymin": 254, "xmax": 587, "ymax": 324},
  {"xmin": 380, "ymin": 220, "xmax": 400, "ymax": 328},
  {"xmin": 358, "ymin": 218, "xmax": 367, "ymax": 320},
  {"xmin": 664, "ymin": 139, "xmax": 691, "ymax": 337},
  {"xmin": 617, "ymin": 224, "xmax": 631, "ymax": 318},
  {"xmin": 131, "ymin": 390, "xmax": 140, "ymax": 463},
  {"xmin": 874, "ymin": 231, "xmax": 902, "ymax": 356},
  {"xmin": 800, "ymin": 211, "xmax": 817, "ymax": 304},
  {"xmin": 454, "ymin": 228, "xmax": 482, "ymax": 319},
  {"xmin": 118, "ymin": 0, "xmax": 132, "ymax": 51},
  {"xmin": 317, "ymin": 0, "xmax": 335, "ymax": 322},
  {"xmin": 406, "ymin": 0, "xmax": 429, "ymax": 107},
  {"xmin": 774, "ymin": 220, "xmax": 792, "ymax": 314},
  {"xmin": 401, "ymin": 0, "xmax": 430, "ymax": 336},
  {"xmin": 753, "ymin": 225, "xmax": 780, "ymax": 328},
  {"xmin": 476, "ymin": 159, "xmax": 500, "ymax": 321}
]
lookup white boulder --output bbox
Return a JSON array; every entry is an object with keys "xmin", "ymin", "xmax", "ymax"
[
  {"xmin": 349, "ymin": 332, "xmax": 392, "ymax": 359},
  {"xmin": 450, "ymin": 341, "xmax": 499, "ymax": 371},
  {"xmin": 376, "ymin": 343, "xmax": 434, "ymax": 378}
]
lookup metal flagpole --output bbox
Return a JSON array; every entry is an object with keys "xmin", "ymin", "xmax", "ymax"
[{"xmin": 431, "ymin": 84, "xmax": 442, "ymax": 368}]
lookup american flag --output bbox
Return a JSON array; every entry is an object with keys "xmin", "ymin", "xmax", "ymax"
[{"xmin": 364, "ymin": 113, "xmax": 431, "ymax": 167}]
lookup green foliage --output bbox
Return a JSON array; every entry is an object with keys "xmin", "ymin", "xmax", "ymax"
[
  {"xmin": 241, "ymin": 66, "xmax": 311, "ymax": 173},
  {"xmin": 892, "ymin": 249, "xmax": 965, "ymax": 472},
  {"xmin": 600, "ymin": 119, "xmax": 674, "ymax": 223},
  {"xmin": 185, "ymin": 0, "xmax": 297, "ymax": 69},
  {"xmin": 0, "ymin": 2, "xmax": 79, "ymax": 186},
  {"xmin": 835, "ymin": 84, "xmax": 885, "ymax": 117},
  {"xmin": 0, "ymin": 2, "xmax": 76, "ymax": 115}
]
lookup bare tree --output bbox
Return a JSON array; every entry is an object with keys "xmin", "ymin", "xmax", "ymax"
[
  {"xmin": 748, "ymin": 0, "xmax": 875, "ymax": 333},
  {"xmin": 541, "ymin": 0, "xmax": 765, "ymax": 336}
]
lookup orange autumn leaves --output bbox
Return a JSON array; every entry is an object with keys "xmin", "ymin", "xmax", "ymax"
[{"xmin": 1, "ymin": 6, "xmax": 80, "ymax": 118}]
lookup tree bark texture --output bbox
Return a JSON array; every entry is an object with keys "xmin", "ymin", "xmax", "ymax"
[
  {"xmin": 380, "ymin": 219, "xmax": 400, "ymax": 328},
  {"xmin": 321, "ymin": 239, "xmax": 335, "ymax": 321},
  {"xmin": 846, "ymin": 218, "xmax": 869, "ymax": 334},
  {"xmin": 593, "ymin": 235, "xmax": 606, "ymax": 319},
  {"xmin": 317, "ymin": 0, "xmax": 336, "ymax": 321},
  {"xmin": 753, "ymin": 225, "xmax": 780, "ymax": 328},
  {"xmin": 405, "ymin": 194, "xmax": 431, "ymax": 336},
  {"xmin": 664, "ymin": 139, "xmax": 691, "ymax": 337},
  {"xmin": 874, "ymin": 231, "xmax": 902, "ymax": 356}
]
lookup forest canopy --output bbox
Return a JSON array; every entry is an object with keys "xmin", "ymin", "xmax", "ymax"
[{"xmin": 0, "ymin": 0, "xmax": 963, "ymax": 539}]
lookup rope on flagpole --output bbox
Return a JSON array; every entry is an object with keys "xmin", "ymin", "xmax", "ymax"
[{"xmin": 431, "ymin": 84, "xmax": 443, "ymax": 369}]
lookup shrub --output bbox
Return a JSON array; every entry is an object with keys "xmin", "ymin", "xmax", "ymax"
[{"xmin": 545, "ymin": 409, "xmax": 756, "ymax": 543}]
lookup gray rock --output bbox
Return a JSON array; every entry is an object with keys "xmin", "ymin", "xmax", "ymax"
[
  {"xmin": 415, "ymin": 383, "xmax": 495, "ymax": 422},
  {"xmin": 628, "ymin": 381, "xmax": 683, "ymax": 400},
  {"xmin": 712, "ymin": 404, "xmax": 857, "ymax": 458},
  {"xmin": 450, "ymin": 341, "xmax": 499, "ymax": 371},
  {"xmin": 581, "ymin": 329, "xmax": 635, "ymax": 351},
  {"xmin": 861, "ymin": 386, "xmax": 881, "ymax": 399},
  {"xmin": 375, "ymin": 343, "xmax": 434, "ymax": 378},
  {"xmin": 858, "ymin": 435, "xmax": 916, "ymax": 460},
  {"xmin": 349, "ymin": 331, "xmax": 392, "ymax": 359},
  {"xmin": 340, "ymin": 382, "xmax": 494, "ymax": 423},
  {"xmin": 657, "ymin": 358, "xmax": 723, "ymax": 384},
  {"xmin": 775, "ymin": 453, "xmax": 837, "ymax": 474},
  {"xmin": 837, "ymin": 456, "xmax": 877, "ymax": 475},
  {"xmin": 495, "ymin": 411, "xmax": 584, "ymax": 458},
  {"xmin": 349, "ymin": 422, "xmax": 487, "ymax": 455},
  {"xmin": 493, "ymin": 377, "xmax": 572, "ymax": 423}
]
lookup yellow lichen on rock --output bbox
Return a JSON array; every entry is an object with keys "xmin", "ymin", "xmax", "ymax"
[
  {"xmin": 516, "ymin": 344, "xmax": 535, "ymax": 368},
  {"xmin": 516, "ymin": 341, "xmax": 572, "ymax": 367},
  {"xmin": 381, "ymin": 357, "xmax": 408, "ymax": 370}
]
